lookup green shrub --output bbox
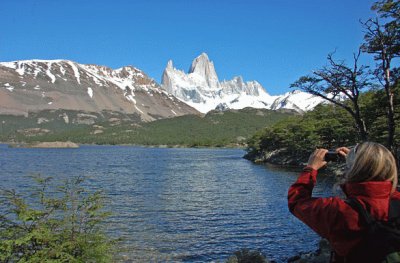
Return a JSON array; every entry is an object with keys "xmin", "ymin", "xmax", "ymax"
[{"xmin": 0, "ymin": 175, "xmax": 114, "ymax": 262}]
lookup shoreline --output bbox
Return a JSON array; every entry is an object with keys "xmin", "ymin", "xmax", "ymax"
[
  {"xmin": 8, "ymin": 141, "xmax": 80, "ymax": 149},
  {"xmin": 3, "ymin": 141, "xmax": 246, "ymax": 150}
]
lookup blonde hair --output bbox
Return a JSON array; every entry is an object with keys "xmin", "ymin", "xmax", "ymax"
[{"xmin": 345, "ymin": 142, "xmax": 398, "ymax": 192}]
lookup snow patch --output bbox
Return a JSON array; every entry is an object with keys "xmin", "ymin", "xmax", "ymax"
[
  {"xmin": 171, "ymin": 110, "xmax": 177, "ymax": 115},
  {"xmin": 126, "ymin": 95, "xmax": 136, "ymax": 104},
  {"xmin": 68, "ymin": 61, "xmax": 81, "ymax": 84},
  {"xmin": 60, "ymin": 65, "xmax": 66, "ymax": 75},
  {"xmin": 4, "ymin": 83, "xmax": 14, "ymax": 92},
  {"xmin": 134, "ymin": 105, "xmax": 144, "ymax": 114},
  {"xmin": 33, "ymin": 68, "xmax": 41, "ymax": 78},
  {"xmin": 0, "ymin": 62, "xmax": 16, "ymax": 69},
  {"xmin": 87, "ymin": 87, "xmax": 93, "ymax": 98},
  {"xmin": 16, "ymin": 62, "xmax": 25, "ymax": 76},
  {"xmin": 46, "ymin": 62, "xmax": 56, "ymax": 83}
]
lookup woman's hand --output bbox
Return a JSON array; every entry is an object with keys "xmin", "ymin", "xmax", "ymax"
[
  {"xmin": 307, "ymin": 149, "xmax": 328, "ymax": 170},
  {"xmin": 336, "ymin": 147, "xmax": 350, "ymax": 158}
]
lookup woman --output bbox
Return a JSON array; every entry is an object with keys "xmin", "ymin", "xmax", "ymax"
[{"xmin": 288, "ymin": 142, "xmax": 399, "ymax": 262}]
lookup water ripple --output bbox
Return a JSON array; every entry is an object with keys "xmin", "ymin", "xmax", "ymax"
[{"xmin": 0, "ymin": 145, "xmax": 335, "ymax": 262}]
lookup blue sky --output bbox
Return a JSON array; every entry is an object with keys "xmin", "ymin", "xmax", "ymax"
[{"xmin": 1, "ymin": 0, "xmax": 378, "ymax": 95}]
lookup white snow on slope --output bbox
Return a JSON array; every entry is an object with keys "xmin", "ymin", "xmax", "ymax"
[
  {"xmin": 0, "ymin": 59, "xmax": 181, "ymax": 109},
  {"xmin": 0, "ymin": 57, "xmax": 326, "ymax": 114},
  {"xmin": 87, "ymin": 87, "xmax": 93, "ymax": 98},
  {"xmin": 161, "ymin": 53, "xmax": 325, "ymax": 113},
  {"xmin": 60, "ymin": 65, "xmax": 66, "ymax": 75},
  {"xmin": 46, "ymin": 62, "xmax": 56, "ymax": 83},
  {"xmin": 16, "ymin": 62, "xmax": 25, "ymax": 76},
  {"xmin": 68, "ymin": 61, "xmax": 81, "ymax": 84}
]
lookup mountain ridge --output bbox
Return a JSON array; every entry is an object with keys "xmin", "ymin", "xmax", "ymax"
[
  {"xmin": 161, "ymin": 53, "xmax": 324, "ymax": 113},
  {"xmin": 0, "ymin": 55, "xmax": 325, "ymax": 121},
  {"xmin": 0, "ymin": 59, "xmax": 198, "ymax": 120}
]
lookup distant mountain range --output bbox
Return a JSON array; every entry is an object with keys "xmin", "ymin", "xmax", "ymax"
[
  {"xmin": 0, "ymin": 60, "xmax": 198, "ymax": 121},
  {"xmin": 161, "ymin": 53, "xmax": 324, "ymax": 113},
  {"xmin": 0, "ymin": 54, "xmax": 324, "ymax": 121}
]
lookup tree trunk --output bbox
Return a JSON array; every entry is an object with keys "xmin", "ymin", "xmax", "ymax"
[
  {"xmin": 354, "ymin": 112, "xmax": 369, "ymax": 142},
  {"xmin": 353, "ymin": 97, "xmax": 369, "ymax": 141},
  {"xmin": 376, "ymin": 44, "xmax": 397, "ymax": 160},
  {"xmin": 344, "ymin": 103, "xmax": 368, "ymax": 141},
  {"xmin": 383, "ymin": 58, "xmax": 397, "ymax": 159}
]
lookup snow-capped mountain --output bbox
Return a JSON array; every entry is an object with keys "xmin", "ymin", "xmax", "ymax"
[
  {"xmin": 0, "ymin": 60, "xmax": 198, "ymax": 120},
  {"xmin": 161, "ymin": 53, "xmax": 324, "ymax": 113}
]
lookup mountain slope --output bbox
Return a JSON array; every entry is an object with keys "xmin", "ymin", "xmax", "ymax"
[
  {"xmin": 161, "ymin": 53, "xmax": 324, "ymax": 113},
  {"xmin": 0, "ymin": 60, "xmax": 199, "ymax": 121}
]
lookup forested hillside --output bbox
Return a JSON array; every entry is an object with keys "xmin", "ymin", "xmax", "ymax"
[{"xmin": 2, "ymin": 108, "xmax": 294, "ymax": 147}]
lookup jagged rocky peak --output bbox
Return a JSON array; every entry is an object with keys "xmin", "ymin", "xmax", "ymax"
[
  {"xmin": 160, "ymin": 53, "xmax": 325, "ymax": 113},
  {"xmin": 161, "ymin": 60, "xmax": 178, "ymax": 95},
  {"xmin": 166, "ymin": 60, "xmax": 174, "ymax": 69},
  {"xmin": 245, "ymin": 81, "xmax": 264, "ymax": 96},
  {"xmin": 188, "ymin": 53, "xmax": 219, "ymax": 89},
  {"xmin": 215, "ymin": 103, "xmax": 230, "ymax": 111}
]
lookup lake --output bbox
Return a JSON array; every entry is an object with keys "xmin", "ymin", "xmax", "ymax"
[{"xmin": 0, "ymin": 145, "xmax": 336, "ymax": 262}]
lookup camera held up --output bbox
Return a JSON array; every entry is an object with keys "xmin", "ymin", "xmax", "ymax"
[{"xmin": 324, "ymin": 151, "xmax": 345, "ymax": 162}]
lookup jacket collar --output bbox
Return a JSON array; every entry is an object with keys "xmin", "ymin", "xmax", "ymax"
[{"xmin": 341, "ymin": 181, "xmax": 393, "ymax": 199}]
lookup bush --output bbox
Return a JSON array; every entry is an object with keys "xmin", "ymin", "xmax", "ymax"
[{"xmin": 0, "ymin": 175, "xmax": 114, "ymax": 262}]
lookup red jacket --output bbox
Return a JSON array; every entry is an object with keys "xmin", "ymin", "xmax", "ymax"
[{"xmin": 288, "ymin": 167, "xmax": 400, "ymax": 257}]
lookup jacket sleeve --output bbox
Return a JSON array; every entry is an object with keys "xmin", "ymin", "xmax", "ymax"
[{"xmin": 288, "ymin": 167, "xmax": 339, "ymax": 239}]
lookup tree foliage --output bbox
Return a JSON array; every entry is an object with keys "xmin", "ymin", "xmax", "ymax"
[
  {"xmin": 0, "ymin": 175, "xmax": 114, "ymax": 262},
  {"xmin": 290, "ymin": 0, "xmax": 399, "ymax": 157},
  {"xmin": 246, "ymin": 87, "xmax": 400, "ymax": 164},
  {"xmin": 290, "ymin": 51, "xmax": 371, "ymax": 141},
  {"xmin": 361, "ymin": 0, "xmax": 400, "ymax": 154},
  {"xmin": 246, "ymin": 104, "xmax": 354, "ymax": 162}
]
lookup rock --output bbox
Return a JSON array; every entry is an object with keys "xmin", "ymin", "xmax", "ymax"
[
  {"xmin": 10, "ymin": 141, "xmax": 79, "ymax": 148},
  {"xmin": 37, "ymin": 117, "xmax": 49, "ymax": 124},
  {"xmin": 60, "ymin": 113, "xmax": 69, "ymax": 124},
  {"xmin": 215, "ymin": 103, "xmax": 230, "ymax": 111},
  {"xmin": 17, "ymin": 128, "xmax": 51, "ymax": 137},
  {"xmin": 73, "ymin": 113, "xmax": 98, "ymax": 125},
  {"xmin": 92, "ymin": 129, "xmax": 104, "ymax": 135},
  {"xmin": 288, "ymin": 239, "xmax": 331, "ymax": 263}
]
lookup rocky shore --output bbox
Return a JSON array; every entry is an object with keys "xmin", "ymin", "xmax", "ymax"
[
  {"xmin": 244, "ymin": 148, "xmax": 307, "ymax": 166},
  {"xmin": 244, "ymin": 147, "xmax": 346, "ymax": 176},
  {"xmin": 287, "ymin": 239, "xmax": 332, "ymax": 263}
]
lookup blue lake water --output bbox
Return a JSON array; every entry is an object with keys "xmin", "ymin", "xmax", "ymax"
[{"xmin": 0, "ymin": 145, "xmax": 336, "ymax": 262}]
